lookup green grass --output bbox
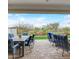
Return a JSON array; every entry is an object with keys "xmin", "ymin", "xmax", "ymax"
[
  {"xmin": 34, "ymin": 35, "xmax": 48, "ymax": 40},
  {"xmin": 34, "ymin": 34, "xmax": 70, "ymax": 40}
]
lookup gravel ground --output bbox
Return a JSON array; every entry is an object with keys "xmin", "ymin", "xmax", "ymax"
[
  {"xmin": 20, "ymin": 40, "xmax": 70, "ymax": 59},
  {"xmin": 9, "ymin": 40, "xmax": 70, "ymax": 59}
]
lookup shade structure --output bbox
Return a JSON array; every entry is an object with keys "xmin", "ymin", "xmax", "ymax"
[{"xmin": 8, "ymin": 0, "xmax": 70, "ymax": 13}]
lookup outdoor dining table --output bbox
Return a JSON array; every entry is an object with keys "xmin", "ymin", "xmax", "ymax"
[{"xmin": 13, "ymin": 36, "xmax": 30, "ymax": 57}]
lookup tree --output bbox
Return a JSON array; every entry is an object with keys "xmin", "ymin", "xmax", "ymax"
[
  {"xmin": 47, "ymin": 23, "xmax": 59, "ymax": 32},
  {"xmin": 62, "ymin": 27, "xmax": 70, "ymax": 34}
]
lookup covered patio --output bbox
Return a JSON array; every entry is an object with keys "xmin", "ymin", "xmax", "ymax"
[{"xmin": 8, "ymin": 0, "xmax": 70, "ymax": 59}]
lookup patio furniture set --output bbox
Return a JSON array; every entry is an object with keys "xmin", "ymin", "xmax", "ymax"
[
  {"xmin": 8, "ymin": 33, "xmax": 35, "ymax": 59},
  {"xmin": 48, "ymin": 32, "xmax": 70, "ymax": 56}
]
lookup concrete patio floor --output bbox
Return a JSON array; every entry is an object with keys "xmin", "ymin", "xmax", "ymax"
[{"xmin": 9, "ymin": 40, "xmax": 70, "ymax": 59}]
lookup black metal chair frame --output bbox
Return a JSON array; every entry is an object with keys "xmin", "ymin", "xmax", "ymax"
[
  {"xmin": 48, "ymin": 33, "xmax": 70, "ymax": 56},
  {"xmin": 8, "ymin": 39, "xmax": 20, "ymax": 59}
]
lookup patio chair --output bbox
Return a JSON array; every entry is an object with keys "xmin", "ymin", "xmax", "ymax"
[
  {"xmin": 8, "ymin": 33, "xmax": 21, "ymax": 59},
  {"xmin": 48, "ymin": 32, "xmax": 59, "ymax": 46},
  {"xmin": 55, "ymin": 35, "xmax": 70, "ymax": 56},
  {"xmin": 62, "ymin": 35, "xmax": 70, "ymax": 55},
  {"xmin": 48, "ymin": 32, "xmax": 52, "ymax": 42},
  {"xmin": 25, "ymin": 34, "xmax": 35, "ymax": 46},
  {"xmin": 25, "ymin": 36, "xmax": 32, "ymax": 46},
  {"xmin": 25, "ymin": 36, "xmax": 32, "ymax": 48},
  {"xmin": 23, "ymin": 36, "xmax": 34, "ymax": 54},
  {"xmin": 48, "ymin": 32, "xmax": 55, "ymax": 43},
  {"xmin": 29, "ymin": 34, "xmax": 35, "ymax": 48},
  {"xmin": 52, "ymin": 34, "xmax": 59, "ymax": 47},
  {"xmin": 8, "ymin": 39, "xmax": 20, "ymax": 59}
]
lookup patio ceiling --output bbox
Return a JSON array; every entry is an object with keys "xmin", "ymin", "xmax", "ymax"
[{"xmin": 8, "ymin": 0, "xmax": 70, "ymax": 13}]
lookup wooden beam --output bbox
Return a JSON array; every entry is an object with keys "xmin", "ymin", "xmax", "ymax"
[{"xmin": 8, "ymin": 9, "xmax": 70, "ymax": 14}]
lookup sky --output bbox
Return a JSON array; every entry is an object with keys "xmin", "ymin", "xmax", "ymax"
[{"xmin": 8, "ymin": 14, "xmax": 70, "ymax": 28}]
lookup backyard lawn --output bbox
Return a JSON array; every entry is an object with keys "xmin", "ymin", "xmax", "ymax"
[
  {"xmin": 34, "ymin": 34, "xmax": 70, "ymax": 40},
  {"xmin": 34, "ymin": 35, "xmax": 48, "ymax": 40}
]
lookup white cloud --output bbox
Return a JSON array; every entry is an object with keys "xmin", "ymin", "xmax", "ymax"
[
  {"xmin": 8, "ymin": 14, "xmax": 70, "ymax": 28},
  {"xmin": 8, "ymin": 15, "xmax": 49, "ymax": 27},
  {"xmin": 33, "ymin": 17, "xmax": 47, "ymax": 27},
  {"xmin": 8, "ymin": 19, "xmax": 20, "ymax": 27},
  {"xmin": 59, "ymin": 14, "xmax": 70, "ymax": 28}
]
